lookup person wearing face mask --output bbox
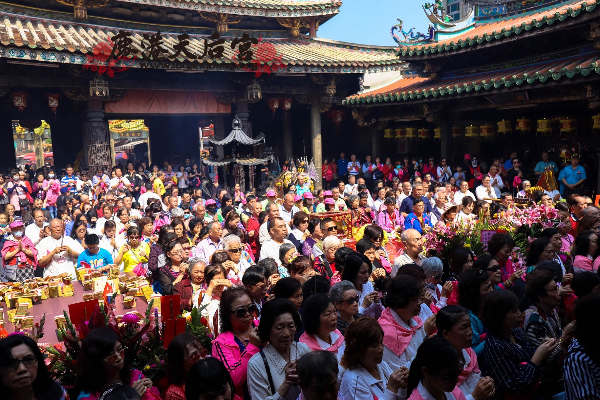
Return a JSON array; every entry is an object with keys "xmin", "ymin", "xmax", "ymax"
[
  {"xmin": 43, "ymin": 171, "xmax": 60, "ymax": 219},
  {"xmin": 7, "ymin": 172, "xmax": 32, "ymax": 217},
  {"xmin": 1, "ymin": 220, "xmax": 38, "ymax": 281}
]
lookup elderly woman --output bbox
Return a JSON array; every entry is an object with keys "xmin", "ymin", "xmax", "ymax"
[
  {"xmin": 223, "ymin": 233, "xmax": 253, "ymax": 280},
  {"xmin": 198, "ymin": 263, "xmax": 232, "ymax": 335},
  {"xmin": 174, "ymin": 257, "xmax": 206, "ymax": 311},
  {"xmin": 339, "ymin": 317, "xmax": 409, "ymax": 400},
  {"xmin": 247, "ymin": 299, "xmax": 310, "ymax": 400},
  {"xmin": 342, "ymin": 253, "xmax": 383, "ymax": 319},
  {"xmin": 329, "ymin": 280, "xmax": 363, "ymax": 336},
  {"xmin": 481, "ymin": 290, "xmax": 560, "ymax": 400},
  {"xmin": 288, "ymin": 211, "xmax": 310, "ymax": 251},
  {"xmin": 297, "ymin": 351, "xmax": 340, "ymax": 400},
  {"xmin": 213, "ymin": 287, "xmax": 262, "ymax": 400},
  {"xmin": 165, "ymin": 333, "xmax": 207, "ymax": 400},
  {"xmin": 288, "ymin": 255, "xmax": 317, "ymax": 285},
  {"xmin": 302, "ymin": 218, "xmax": 322, "ymax": 259},
  {"xmin": 314, "ymin": 235, "xmax": 342, "ymax": 283},
  {"xmin": 524, "ymin": 268, "xmax": 575, "ymax": 351},
  {"xmin": 1, "ymin": 220, "xmax": 37, "ymax": 281},
  {"xmin": 517, "ymin": 180, "xmax": 532, "ymax": 198},
  {"xmin": 378, "ymin": 197, "xmax": 402, "ymax": 233},
  {"xmin": 157, "ymin": 240, "xmax": 189, "ymax": 296},
  {"xmin": 0, "ymin": 334, "xmax": 69, "ymax": 400},
  {"xmin": 278, "ymin": 242, "xmax": 297, "ymax": 278},
  {"xmin": 422, "ymin": 257, "xmax": 453, "ymax": 311},
  {"xmin": 77, "ymin": 327, "xmax": 161, "ymax": 400},
  {"xmin": 379, "ymin": 275, "xmax": 436, "ymax": 372},
  {"xmin": 299, "ymin": 293, "xmax": 345, "ymax": 356},
  {"xmin": 526, "ymin": 237, "xmax": 555, "ymax": 273}
]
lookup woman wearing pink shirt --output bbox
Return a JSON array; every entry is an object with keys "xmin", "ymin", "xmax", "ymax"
[
  {"xmin": 212, "ymin": 287, "xmax": 262, "ymax": 400},
  {"xmin": 44, "ymin": 171, "xmax": 61, "ymax": 219},
  {"xmin": 377, "ymin": 197, "xmax": 403, "ymax": 233}
]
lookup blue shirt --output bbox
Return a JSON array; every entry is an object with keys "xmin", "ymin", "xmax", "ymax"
[
  {"xmin": 504, "ymin": 158, "xmax": 513, "ymax": 171},
  {"xmin": 399, "ymin": 195, "xmax": 432, "ymax": 215},
  {"xmin": 337, "ymin": 158, "xmax": 348, "ymax": 176},
  {"xmin": 60, "ymin": 175, "xmax": 79, "ymax": 194},
  {"xmin": 534, "ymin": 160, "xmax": 558, "ymax": 174},
  {"xmin": 404, "ymin": 212, "xmax": 433, "ymax": 234},
  {"xmin": 77, "ymin": 248, "xmax": 113, "ymax": 269},
  {"xmin": 558, "ymin": 165, "xmax": 586, "ymax": 194}
]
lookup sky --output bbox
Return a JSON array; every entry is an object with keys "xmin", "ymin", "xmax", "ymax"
[{"xmin": 318, "ymin": 0, "xmax": 431, "ymax": 46}]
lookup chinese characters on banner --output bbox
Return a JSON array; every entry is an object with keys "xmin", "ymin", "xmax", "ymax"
[{"xmin": 84, "ymin": 30, "xmax": 286, "ymax": 78}]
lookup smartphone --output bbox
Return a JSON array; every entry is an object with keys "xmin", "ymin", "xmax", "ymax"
[{"xmin": 377, "ymin": 292, "xmax": 383, "ymax": 299}]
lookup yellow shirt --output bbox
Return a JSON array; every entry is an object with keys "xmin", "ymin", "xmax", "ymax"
[
  {"xmin": 120, "ymin": 242, "xmax": 150, "ymax": 273},
  {"xmin": 153, "ymin": 178, "xmax": 165, "ymax": 196}
]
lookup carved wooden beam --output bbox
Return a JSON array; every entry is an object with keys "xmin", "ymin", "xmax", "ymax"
[
  {"xmin": 198, "ymin": 12, "xmax": 242, "ymax": 33},
  {"xmin": 53, "ymin": 0, "xmax": 111, "ymax": 19}
]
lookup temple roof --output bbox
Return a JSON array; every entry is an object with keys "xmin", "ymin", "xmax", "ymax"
[
  {"xmin": 343, "ymin": 51, "xmax": 600, "ymax": 105},
  {"xmin": 397, "ymin": 0, "xmax": 599, "ymax": 58},
  {"xmin": 113, "ymin": 0, "xmax": 342, "ymax": 18},
  {"xmin": 0, "ymin": 7, "xmax": 402, "ymax": 73}
]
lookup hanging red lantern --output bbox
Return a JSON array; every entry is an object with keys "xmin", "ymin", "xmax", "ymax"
[
  {"xmin": 268, "ymin": 98, "xmax": 280, "ymax": 115},
  {"xmin": 326, "ymin": 108, "xmax": 345, "ymax": 128},
  {"xmin": 11, "ymin": 91, "xmax": 28, "ymax": 112},
  {"xmin": 45, "ymin": 93, "xmax": 61, "ymax": 115},
  {"xmin": 282, "ymin": 98, "xmax": 292, "ymax": 111}
]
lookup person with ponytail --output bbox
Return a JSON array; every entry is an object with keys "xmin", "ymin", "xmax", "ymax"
[
  {"xmin": 379, "ymin": 275, "xmax": 436, "ymax": 372},
  {"xmin": 406, "ymin": 337, "xmax": 471, "ymax": 400},
  {"xmin": 436, "ymin": 306, "xmax": 496, "ymax": 400}
]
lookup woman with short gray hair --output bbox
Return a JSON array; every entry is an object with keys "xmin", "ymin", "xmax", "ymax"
[
  {"xmin": 422, "ymin": 256, "xmax": 453, "ymax": 310},
  {"xmin": 329, "ymin": 280, "xmax": 363, "ymax": 335},
  {"xmin": 222, "ymin": 233, "xmax": 253, "ymax": 279}
]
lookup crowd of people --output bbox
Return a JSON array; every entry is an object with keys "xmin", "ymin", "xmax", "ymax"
[{"xmin": 0, "ymin": 150, "xmax": 599, "ymax": 400}]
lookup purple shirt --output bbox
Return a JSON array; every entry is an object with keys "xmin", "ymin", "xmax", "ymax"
[{"xmin": 193, "ymin": 236, "xmax": 222, "ymax": 262}]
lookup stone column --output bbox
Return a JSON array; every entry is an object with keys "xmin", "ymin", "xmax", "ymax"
[
  {"xmin": 86, "ymin": 98, "xmax": 111, "ymax": 176},
  {"xmin": 283, "ymin": 110, "xmax": 293, "ymax": 161},
  {"xmin": 311, "ymin": 95, "xmax": 323, "ymax": 190}
]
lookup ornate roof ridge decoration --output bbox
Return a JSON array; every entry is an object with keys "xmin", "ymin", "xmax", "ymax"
[
  {"xmin": 198, "ymin": 12, "xmax": 242, "ymax": 33},
  {"xmin": 209, "ymin": 115, "xmax": 265, "ymax": 146},
  {"xmin": 277, "ymin": 17, "xmax": 311, "ymax": 37},
  {"xmin": 343, "ymin": 51, "xmax": 600, "ymax": 105},
  {"xmin": 112, "ymin": 0, "xmax": 342, "ymax": 17},
  {"xmin": 397, "ymin": 0, "xmax": 599, "ymax": 57},
  {"xmin": 54, "ymin": 0, "xmax": 112, "ymax": 20},
  {"xmin": 0, "ymin": 10, "xmax": 403, "ymax": 73}
]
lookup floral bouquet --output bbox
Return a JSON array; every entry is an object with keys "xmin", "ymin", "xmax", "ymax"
[{"xmin": 184, "ymin": 305, "xmax": 214, "ymax": 354}]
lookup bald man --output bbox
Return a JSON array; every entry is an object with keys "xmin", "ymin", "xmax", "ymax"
[
  {"xmin": 279, "ymin": 192, "xmax": 300, "ymax": 225},
  {"xmin": 36, "ymin": 218, "xmax": 84, "ymax": 278},
  {"xmin": 391, "ymin": 228, "xmax": 425, "ymax": 277}
]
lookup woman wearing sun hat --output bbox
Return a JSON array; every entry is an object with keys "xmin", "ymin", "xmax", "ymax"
[{"xmin": 1, "ymin": 220, "xmax": 38, "ymax": 281}]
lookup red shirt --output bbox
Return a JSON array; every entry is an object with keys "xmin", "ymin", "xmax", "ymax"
[{"xmin": 245, "ymin": 216, "xmax": 260, "ymax": 258}]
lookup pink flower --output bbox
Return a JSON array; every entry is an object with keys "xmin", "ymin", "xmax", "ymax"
[{"xmin": 122, "ymin": 313, "xmax": 141, "ymax": 324}]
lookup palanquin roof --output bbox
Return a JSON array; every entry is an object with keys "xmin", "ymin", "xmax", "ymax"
[
  {"xmin": 398, "ymin": 0, "xmax": 599, "ymax": 58},
  {"xmin": 0, "ymin": 3, "xmax": 401, "ymax": 73}
]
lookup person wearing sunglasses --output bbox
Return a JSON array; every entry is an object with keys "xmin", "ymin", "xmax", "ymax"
[
  {"xmin": 422, "ymin": 257, "xmax": 453, "ymax": 312},
  {"xmin": 406, "ymin": 337, "xmax": 472, "ymax": 400},
  {"xmin": 473, "ymin": 254, "xmax": 504, "ymax": 291},
  {"xmin": 114, "ymin": 226, "xmax": 150, "ymax": 277},
  {"xmin": 0, "ymin": 334, "xmax": 69, "ymax": 400},
  {"xmin": 329, "ymin": 280, "xmax": 363, "ymax": 336},
  {"xmin": 77, "ymin": 327, "xmax": 160, "ymax": 400},
  {"xmin": 213, "ymin": 287, "xmax": 263, "ymax": 400},
  {"xmin": 223, "ymin": 234, "xmax": 253, "ymax": 280},
  {"xmin": 165, "ymin": 333, "xmax": 208, "ymax": 400}
]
